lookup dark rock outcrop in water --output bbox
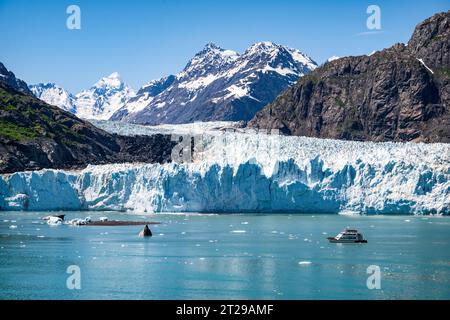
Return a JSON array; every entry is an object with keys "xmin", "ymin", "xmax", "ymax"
[
  {"xmin": 138, "ymin": 225, "xmax": 152, "ymax": 237},
  {"xmin": 249, "ymin": 11, "xmax": 450, "ymax": 142},
  {"xmin": 0, "ymin": 73, "xmax": 175, "ymax": 174}
]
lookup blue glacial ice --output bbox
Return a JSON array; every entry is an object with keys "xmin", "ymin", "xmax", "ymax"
[{"xmin": 0, "ymin": 123, "xmax": 449, "ymax": 215}]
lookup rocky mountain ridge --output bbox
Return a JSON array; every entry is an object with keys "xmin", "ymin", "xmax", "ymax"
[{"xmin": 249, "ymin": 11, "xmax": 450, "ymax": 143}]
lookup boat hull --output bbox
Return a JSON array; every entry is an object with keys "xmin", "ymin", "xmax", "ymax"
[{"xmin": 327, "ymin": 237, "xmax": 367, "ymax": 243}]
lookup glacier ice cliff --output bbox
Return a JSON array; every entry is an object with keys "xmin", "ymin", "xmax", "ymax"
[{"xmin": 0, "ymin": 127, "xmax": 449, "ymax": 215}]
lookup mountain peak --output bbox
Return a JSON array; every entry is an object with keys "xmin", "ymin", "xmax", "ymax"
[
  {"xmin": 246, "ymin": 41, "xmax": 280, "ymax": 53},
  {"xmin": 119, "ymin": 41, "xmax": 318, "ymax": 124},
  {"xmin": 203, "ymin": 42, "xmax": 222, "ymax": 51},
  {"xmin": 181, "ymin": 43, "xmax": 239, "ymax": 77},
  {"xmin": 107, "ymin": 71, "xmax": 121, "ymax": 78},
  {"xmin": 29, "ymin": 82, "xmax": 77, "ymax": 113},
  {"xmin": 253, "ymin": 41, "xmax": 278, "ymax": 48},
  {"xmin": 195, "ymin": 42, "xmax": 239, "ymax": 59},
  {"xmin": 66, "ymin": 72, "xmax": 135, "ymax": 120}
]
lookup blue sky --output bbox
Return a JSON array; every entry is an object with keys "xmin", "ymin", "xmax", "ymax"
[{"xmin": 0, "ymin": 0, "xmax": 448, "ymax": 93}]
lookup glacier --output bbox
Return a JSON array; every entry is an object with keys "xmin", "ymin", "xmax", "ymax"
[{"xmin": 0, "ymin": 123, "xmax": 449, "ymax": 214}]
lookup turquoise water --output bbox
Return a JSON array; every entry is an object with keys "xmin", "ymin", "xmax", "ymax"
[{"xmin": 1, "ymin": 212, "xmax": 450, "ymax": 299}]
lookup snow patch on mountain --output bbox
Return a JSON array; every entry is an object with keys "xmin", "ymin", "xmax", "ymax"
[
  {"xmin": 110, "ymin": 75, "xmax": 175, "ymax": 121},
  {"xmin": 29, "ymin": 83, "xmax": 77, "ymax": 113},
  {"xmin": 75, "ymin": 72, "xmax": 135, "ymax": 120},
  {"xmin": 327, "ymin": 56, "xmax": 340, "ymax": 62}
]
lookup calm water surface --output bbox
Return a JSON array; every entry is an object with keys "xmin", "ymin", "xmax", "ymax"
[{"xmin": 0, "ymin": 212, "xmax": 449, "ymax": 299}]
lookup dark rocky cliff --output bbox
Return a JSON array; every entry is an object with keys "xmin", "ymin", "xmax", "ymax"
[{"xmin": 249, "ymin": 11, "xmax": 450, "ymax": 142}]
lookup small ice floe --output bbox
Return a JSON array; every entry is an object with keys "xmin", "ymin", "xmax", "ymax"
[
  {"xmin": 9, "ymin": 225, "xmax": 17, "ymax": 229},
  {"xmin": 241, "ymin": 222, "xmax": 249, "ymax": 225},
  {"xmin": 322, "ymin": 232, "xmax": 328, "ymax": 235},
  {"xmin": 99, "ymin": 217, "xmax": 108, "ymax": 222},
  {"xmin": 298, "ymin": 261, "xmax": 312, "ymax": 265},
  {"xmin": 3, "ymin": 220, "xmax": 9, "ymax": 223},
  {"xmin": 37, "ymin": 235, "xmax": 45, "ymax": 238},
  {"xmin": 47, "ymin": 216, "xmax": 63, "ymax": 226},
  {"xmin": 404, "ymin": 219, "xmax": 411, "ymax": 222},
  {"xmin": 231, "ymin": 230, "xmax": 246, "ymax": 233},
  {"xmin": 271, "ymin": 231, "xmax": 278, "ymax": 234}
]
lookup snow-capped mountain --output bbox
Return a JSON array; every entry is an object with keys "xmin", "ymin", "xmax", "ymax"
[
  {"xmin": 29, "ymin": 72, "xmax": 135, "ymax": 120},
  {"xmin": 75, "ymin": 72, "xmax": 135, "ymax": 120},
  {"xmin": 1, "ymin": 122, "xmax": 448, "ymax": 214},
  {"xmin": 112, "ymin": 42, "xmax": 318, "ymax": 124},
  {"xmin": 29, "ymin": 83, "xmax": 77, "ymax": 113}
]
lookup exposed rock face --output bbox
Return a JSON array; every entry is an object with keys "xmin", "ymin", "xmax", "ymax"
[
  {"xmin": 408, "ymin": 11, "xmax": 450, "ymax": 71},
  {"xmin": 0, "ymin": 81, "xmax": 175, "ymax": 174},
  {"xmin": 249, "ymin": 11, "xmax": 450, "ymax": 143}
]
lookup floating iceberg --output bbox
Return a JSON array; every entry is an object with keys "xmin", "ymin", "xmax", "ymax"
[{"xmin": 0, "ymin": 125, "xmax": 449, "ymax": 215}]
